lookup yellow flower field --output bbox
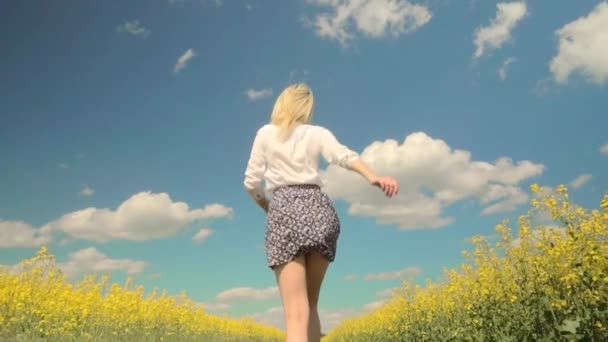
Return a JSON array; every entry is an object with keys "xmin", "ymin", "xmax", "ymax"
[
  {"xmin": 0, "ymin": 250, "xmax": 284, "ymax": 342},
  {"xmin": 323, "ymin": 184, "xmax": 608, "ymax": 341}
]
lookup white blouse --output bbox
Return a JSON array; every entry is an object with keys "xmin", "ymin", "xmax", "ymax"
[{"xmin": 243, "ymin": 124, "xmax": 360, "ymax": 200}]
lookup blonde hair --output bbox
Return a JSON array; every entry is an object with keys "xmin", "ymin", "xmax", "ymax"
[{"xmin": 270, "ymin": 83, "xmax": 314, "ymax": 139}]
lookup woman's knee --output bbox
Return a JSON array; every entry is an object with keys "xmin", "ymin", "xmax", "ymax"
[{"xmin": 285, "ymin": 304, "xmax": 310, "ymax": 323}]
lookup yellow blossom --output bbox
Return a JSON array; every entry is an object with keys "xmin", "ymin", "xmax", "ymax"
[{"xmin": 324, "ymin": 183, "xmax": 608, "ymax": 342}]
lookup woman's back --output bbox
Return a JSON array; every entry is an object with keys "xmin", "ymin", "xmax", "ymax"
[{"xmin": 244, "ymin": 123, "xmax": 359, "ymax": 197}]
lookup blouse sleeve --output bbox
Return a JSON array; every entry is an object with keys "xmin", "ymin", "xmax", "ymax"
[
  {"xmin": 243, "ymin": 127, "xmax": 267, "ymax": 200},
  {"xmin": 318, "ymin": 127, "xmax": 359, "ymax": 169}
]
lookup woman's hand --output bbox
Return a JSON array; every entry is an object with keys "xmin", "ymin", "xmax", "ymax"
[{"xmin": 370, "ymin": 176, "xmax": 399, "ymax": 198}]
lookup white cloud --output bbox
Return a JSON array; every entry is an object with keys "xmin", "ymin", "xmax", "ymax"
[
  {"xmin": 80, "ymin": 186, "xmax": 95, "ymax": 197},
  {"xmin": 40, "ymin": 191, "xmax": 233, "ymax": 242},
  {"xmin": 344, "ymin": 274, "xmax": 358, "ymax": 281},
  {"xmin": 321, "ymin": 132, "xmax": 544, "ymax": 229},
  {"xmin": 358, "ymin": 287, "xmax": 400, "ymax": 311},
  {"xmin": 601, "ymin": 143, "xmax": 608, "ymax": 155},
  {"xmin": 245, "ymin": 88, "xmax": 273, "ymax": 101},
  {"xmin": 174, "ymin": 48, "xmax": 196, "ymax": 73},
  {"xmin": 193, "ymin": 228, "xmax": 213, "ymax": 243},
  {"xmin": 199, "ymin": 203, "xmax": 234, "ymax": 219},
  {"xmin": 249, "ymin": 306, "xmax": 285, "ymax": 331},
  {"xmin": 58, "ymin": 163, "xmax": 70, "ymax": 169},
  {"xmin": 569, "ymin": 173, "xmax": 592, "ymax": 190},
  {"xmin": 550, "ymin": 2, "xmax": 608, "ymax": 85},
  {"xmin": 0, "ymin": 220, "xmax": 52, "ymax": 248},
  {"xmin": 479, "ymin": 184, "xmax": 528, "ymax": 215},
  {"xmin": 116, "ymin": 20, "xmax": 150, "ymax": 38},
  {"xmin": 58, "ymin": 247, "xmax": 147, "ymax": 279},
  {"xmin": 200, "ymin": 302, "xmax": 231, "ymax": 312},
  {"xmin": 362, "ymin": 300, "xmax": 387, "ymax": 311},
  {"xmin": 498, "ymin": 57, "xmax": 517, "ymax": 80},
  {"xmin": 376, "ymin": 288, "xmax": 398, "ymax": 298},
  {"xmin": 215, "ymin": 286, "xmax": 279, "ymax": 302},
  {"xmin": 319, "ymin": 307, "xmax": 371, "ymax": 331},
  {"xmin": 473, "ymin": 2, "xmax": 527, "ymax": 59},
  {"xmin": 306, "ymin": 0, "xmax": 432, "ymax": 46},
  {"xmin": 363, "ymin": 266, "xmax": 421, "ymax": 281}
]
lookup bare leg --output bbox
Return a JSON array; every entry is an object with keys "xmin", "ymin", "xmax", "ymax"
[
  {"xmin": 305, "ymin": 252, "xmax": 330, "ymax": 342},
  {"xmin": 274, "ymin": 255, "xmax": 310, "ymax": 342}
]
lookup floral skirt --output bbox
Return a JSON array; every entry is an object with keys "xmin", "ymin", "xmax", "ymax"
[{"xmin": 265, "ymin": 184, "xmax": 340, "ymax": 270}]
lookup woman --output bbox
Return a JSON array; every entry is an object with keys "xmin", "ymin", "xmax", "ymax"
[{"xmin": 243, "ymin": 83, "xmax": 398, "ymax": 342}]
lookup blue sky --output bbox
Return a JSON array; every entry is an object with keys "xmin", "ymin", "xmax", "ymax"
[{"xmin": 1, "ymin": 0, "xmax": 607, "ymax": 331}]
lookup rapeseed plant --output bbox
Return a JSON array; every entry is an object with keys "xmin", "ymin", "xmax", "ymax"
[
  {"xmin": 324, "ymin": 185, "xmax": 608, "ymax": 341},
  {"xmin": 0, "ymin": 247, "xmax": 284, "ymax": 342}
]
